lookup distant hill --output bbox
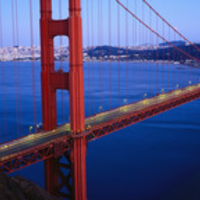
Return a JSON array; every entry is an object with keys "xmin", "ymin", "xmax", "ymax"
[
  {"xmin": 87, "ymin": 43, "xmax": 200, "ymax": 62},
  {"xmin": 159, "ymin": 40, "xmax": 186, "ymax": 47}
]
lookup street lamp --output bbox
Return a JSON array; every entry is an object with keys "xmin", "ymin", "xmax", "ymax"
[
  {"xmin": 29, "ymin": 126, "xmax": 33, "ymax": 134},
  {"xmin": 123, "ymin": 99, "xmax": 127, "ymax": 105},
  {"xmin": 91, "ymin": 117, "xmax": 95, "ymax": 125},
  {"xmin": 36, "ymin": 124, "xmax": 40, "ymax": 131},
  {"xmin": 143, "ymin": 93, "xmax": 147, "ymax": 98},
  {"xmin": 36, "ymin": 123, "xmax": 43, "ymax": 132},
  {"xmin": 86, "ymin": 125, "xmax": 91, "ymax": 130},
  {"xmin": 99, "ymin": 106, "xmax": 103, "ymax": 113}
]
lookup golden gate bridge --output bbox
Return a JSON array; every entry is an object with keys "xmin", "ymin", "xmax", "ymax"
[{"xmin": 0, "ymin": 0, "xmax": 200, "ymax": 199}]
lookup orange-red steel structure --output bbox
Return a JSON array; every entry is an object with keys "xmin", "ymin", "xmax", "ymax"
[
  {"xmin": 1, "ymin": 86, "xmax": 200, "ymax": 199},
  {"xmin": 0, "ymin": 0, "xmax": 200, "ymax": 200},
  {"xmin": 40, "ymin": 0, "xmax": 86, "ymax": 199}
]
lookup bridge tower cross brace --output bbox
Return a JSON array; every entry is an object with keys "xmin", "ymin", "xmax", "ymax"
[{"xmin": 40, "ymin": 0, "xmax": 86, "ymax": 199}]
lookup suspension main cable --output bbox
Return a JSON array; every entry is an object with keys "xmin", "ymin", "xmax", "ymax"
[
  {"xmin": 116, "ymin": 0, "xmax": 200, "ymax": 63},
  {"xmin": 143, "ymin": 0, "xmax": 200, "ymax": 52}
]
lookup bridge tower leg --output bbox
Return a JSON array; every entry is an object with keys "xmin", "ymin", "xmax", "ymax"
[{"xmin": 40, "ymin": 0, "xmax": 86, "ymax": 199}]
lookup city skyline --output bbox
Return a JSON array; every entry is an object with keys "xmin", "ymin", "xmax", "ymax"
[{"xmin": 0, "ymin": 1, "xmax": 200, "ymax": 199}]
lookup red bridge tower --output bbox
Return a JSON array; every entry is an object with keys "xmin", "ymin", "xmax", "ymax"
[{"xmin": 40, "ymin": 0, "xmax": 86, "ymax": 199}]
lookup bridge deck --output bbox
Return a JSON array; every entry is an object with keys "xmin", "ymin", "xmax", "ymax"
[{"xmin": 1, "ymin": 84, "xmax": 200, "ymax": 173}]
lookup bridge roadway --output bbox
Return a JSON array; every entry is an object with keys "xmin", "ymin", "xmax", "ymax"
[{"xmin": 0, "ymin": 84, "xmax": 200, "ymax": 171}]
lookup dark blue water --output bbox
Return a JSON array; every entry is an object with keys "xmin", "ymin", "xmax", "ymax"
[{"xmin": 1, "ymin": 61, "xmax": 200, "ymax": 199}]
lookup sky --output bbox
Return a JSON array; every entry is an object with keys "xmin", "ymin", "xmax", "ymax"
[
  {"xmin": 0, "ymin": 0, "xmax": 199, "ymax": 47},
  {"xmin": 144, "ymin": 0, "xmax": 200, "ymax": 43}
]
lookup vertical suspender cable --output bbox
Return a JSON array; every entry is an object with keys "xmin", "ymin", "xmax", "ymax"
[
  {"xmin": 91, "ymin": 0, "xmax": 94, "ymax": 114},
  {"xmin": 29, "ymin": 0, "xmax": 37, "ymax": 132},
  {"xmin": 156, "ymin": 14, "xmax": 159, "ymax": 94},
  {"xmin": 173, "ymin": 28, "xmax": 175, "ymax": 88},
  {"xmin": 98, "ymin": 0, "xmax": 101, "ymax": 111},
  {"xmin": 196, "ymin": 43, "xmax": 199, "ymax": 84},
  {"xmin": 115, "ymin": 0, "xmax": 200, "ymax": 101},
  {"xmin": 100, "ymin": 0, "xmax": 103, "ymax": 112},
  {"xmin": 109, "ymin": 0, "xmax": 112, "ymax": 109},
  {"xmin": 189, "ymin": 36, "xmax": 191, "ymax": 84},
  {"xmin": 59, "ymin": 0, "xmax": 65, "ymax": 124},
  {"xmin": 143, "ymin": 0, "xmax": 200, "ymax": 88},
  {"xmin": 132, "ymin": 1, "xmax": 134, "ymax": 102},
  {"xmin": 142, "ymin": 0, "xmax": 144, "ymax": 98},
  {"xmin": 15, "ymin": 0, "xmax": 22, "ymax": 172},
  {"xmin": 15, "ymin": 0, "xmax": 23, "ymax": 135},
  {"xmin": 167, "ymin": 23, "xmax": 170, "ymax": 90},
  {"xmin": 149, "ymin": 4, "xmax": 151, "ymax": 96},
  {"xmin": 0, "ymin": 0, "xmax": 2, "ymax": 144},
  {"xmin": 135, "ymin": 0, "xmax": 137, "ymax": 101},
  {"xmin": 126, "ymin": 0, "xmax": 128, "ymax": 103},
  {"xmin": 117, "ymin": 2, "xmax": 121, "ymax": 107},
  {"xmin": 143, "ymin": 0, "xmax": 200, "ymax": 51},
  {"xmin": 11, "ymin": 0, "xmax": 20, "ymax": 138},
  {"xmin": 189, "ymin": 36, "xmax": 192, "ymax": 86},
  {"xmin": 87, "ymin": 0, "xmax": 91, "ymax": 116},
  {"xmin": 139, "ymin": 2, "xmax": 141, "ymax": 92},
  {"xmin": 162, "ymin": 19, "xmax": 165, "ymax": 91},
  {"xmin": 0, "ymin": 0, "xmax": 7, "ymax": 144}
]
